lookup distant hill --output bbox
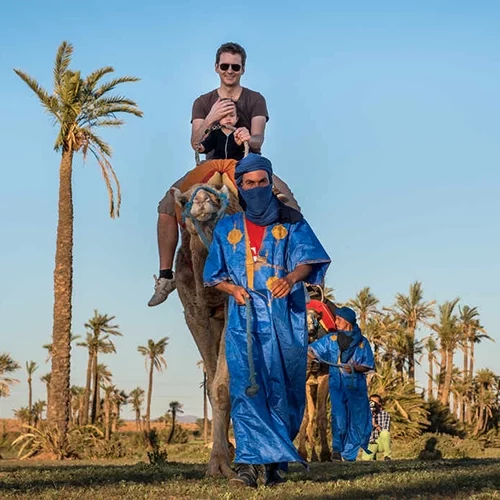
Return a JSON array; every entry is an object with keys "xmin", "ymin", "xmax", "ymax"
[{"xmin": 177, "ymin": 414, "xmax": 199, "ymax": 424}]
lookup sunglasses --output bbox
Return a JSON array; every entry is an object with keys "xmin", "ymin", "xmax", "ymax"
[{"xmin": 219, "ymin": 63, "xmax": 242, "ymax": 72}]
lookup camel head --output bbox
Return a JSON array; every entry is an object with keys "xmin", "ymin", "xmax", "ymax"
[
  {"xmin": 307, "ymin": 309, "xmax": 327, "ymax": 343},
  {"xmin": 174, "ymin": 184, "xmax": 231, "ymax": 245}
]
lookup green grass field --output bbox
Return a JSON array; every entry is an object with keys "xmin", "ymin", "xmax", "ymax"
[{"xmin": 1, "ymin": 457, "xmax": 500, "ymax": 499}]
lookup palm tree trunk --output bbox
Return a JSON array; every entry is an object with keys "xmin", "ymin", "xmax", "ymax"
[
  {"xmin": 462, "ymin": 345, "xmax": 468, "ymax": 422},
  {"xmin": 408, "ymin": 328, "xmax": 416, "ymax": 385},
  {"xmin": 427, "ymin": 353, "xmax": 434, "ymax": 400},
  {"xmin": 203, "ymin": 371, "xmax": 208, "ymax": 444},
  {"xmin": 437, "ymin": 348, "xmax": 447, "ymax": 400},
  {"xmin": 135, "ymin": 407, "xmax": 141, "ymax": 431},
  {"xmin": 168, "ymin": 411, "xmax": 176, "ymax": 444},
  {"xmin": 28, "ymin": 378, "xmax": 33, "ymax": 426},
  {"xmin": 145, "ymin": 357, "xmax": 154, "ymax": 432},
  {"xmin": 104, "ymin": 391, "xmax": 111, "ymax": 441},
  {"xmin": 467, "ymin": 340, "xmax": 475, "ymax": 424},
  {"xmin": 90, "ymin": 352, "xmax": 99, "ymax": 424},
  {"xmin": 441, "ymin": 348, "xmax": 454, "ymax": 405},
  {"xmin": 82, "ymin": 349, "xmax": 93, "ymax": 425},
  {"xmin": 49, "ymin": 149, "xmax": 74, "ymax": 445},
  {"xmin": 45, "ymin": 381, "xmax": 51, "ymax": 414}
]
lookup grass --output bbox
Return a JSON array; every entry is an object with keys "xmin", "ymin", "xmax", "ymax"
[{"xmin": 1, "ymin": 457, "xmax": 500, "ymax": 499}]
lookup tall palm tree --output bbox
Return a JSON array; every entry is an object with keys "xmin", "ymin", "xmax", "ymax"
[
  {"xmin": 138, "ymin": 337, "xmax": 169, "ymax": 432},
  {"xmin": 70, "ymin": 385, "xmax": 85, "ymax": 425},
  {"xmin": 95, "ymin": 363, "xmax": 113, "ymax": 423},
  {"xmin": 0, "ymin": 353, "xmax": 20, "ymax": 401},
  {"xmin": 197, "ymin": 360, "xmax": 209, "ymax": 443},
  {"xmin": 32, "ymin": 400, "xmax": 47, "ymax": 428},
  {"xmin": 25, "ymin": 361, "xmax": 38, "ymax": 425},
  {"xmin": 390, "ymin": 282, "xmax": 435, "ymax": 385},
  {"xmin": 14, "ymin": 41, "xmax": 142, "ymax": 439},
  {"xmin": 432, "ymin": 299, "xmax": 460, "ymax": 406},
  {"xmin": 473, "ymin": 369, "xmax": 497, "ymax": 435},
  {"xmin": 40, "ymin": 373, "xmax": 51, "ymax": 411},
  {"xmin": 167, "ymin": 401, "xmax": 184, "ymax": 444},
  {"xmin": 77, "ymin": 311, "xmax": 122, "ymax": 424},
  {"xmin": 348, "ymin": 286, "xmax": 380, "ymax": 331},
  {"xmin": 129, "ymin": 387, "xmax": 145, "ymax": 431},
  {"xmin": 422, "ymin": 336, "xmax": 438, "ymax": 400}
]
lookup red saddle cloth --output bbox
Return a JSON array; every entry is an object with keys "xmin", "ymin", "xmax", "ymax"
[{"xmin": 307, "ymin": 299, "xmax": 337, "ymax": 332}]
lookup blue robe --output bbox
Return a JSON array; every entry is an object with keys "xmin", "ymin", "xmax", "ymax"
[
  {"xmin": 309, "ymin": 332, "xmax": 375, "ymax": 461},
  {"xmin": 203, "ymin": 213, "xmax": 330, "ymax": 465}
]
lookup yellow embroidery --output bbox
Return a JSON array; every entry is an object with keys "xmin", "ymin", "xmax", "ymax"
[
  {"xmin": 227, "ymin": 227, "xmax": 243, "ymax": 248},
  {"xmin": 266, "ymin": 276, "xmax": 278, "ymax": 291},
  {"xmin": 330, "ymin": 335, "xmax": 338, "ymax": 341},
  {"xmin": 271, "ymin": 224, "xmax": 288, "ymax": 240},
  {"xmin": 359, "ymin": 342, "xmax": 364, "ymax": 348}
]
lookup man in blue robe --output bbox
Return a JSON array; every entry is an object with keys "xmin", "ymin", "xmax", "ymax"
[
  {"xmin": 308, "ymin": 306, "xmax": 375, "ymax": 461},
  {"xmin": 203, "ymin": 154, "xmax": 330, "ymax": 488}
]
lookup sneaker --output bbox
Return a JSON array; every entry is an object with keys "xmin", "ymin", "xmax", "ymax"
[
  {"xmin": 229, "ymin": 464, "xmax": 258, "ymax": 489},
  {"xmin": 264, "ymin": 463, "xmax": 286, "ymax": 487},
  {"xmin": 147, "ymin": 274, "xmax": 176, "ymax": 307}
]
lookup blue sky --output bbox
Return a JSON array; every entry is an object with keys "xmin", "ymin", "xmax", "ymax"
[{"xmin": 1, "ymin": 0, "xmax": 498, "ymax": 420}]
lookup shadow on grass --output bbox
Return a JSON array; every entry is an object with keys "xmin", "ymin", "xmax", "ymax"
[{"xmin": 1, "ymin": 458, "xmax": 499, "ymax": 496}]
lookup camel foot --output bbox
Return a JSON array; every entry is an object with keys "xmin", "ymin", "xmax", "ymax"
[{"xmin": 207, "ymin": 455, "xmax": 236, "ymax": 479}]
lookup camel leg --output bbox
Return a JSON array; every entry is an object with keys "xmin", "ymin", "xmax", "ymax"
[
  {"xmin": 207, "ymin": 328, "xmax": 235, "ymax": 478},
  {"xmin": 297, "ymin": 394, "xmax": 309, "ymax": 461},
  {"xmin": 306, "ymin": 382, "xmax": 319, "ymax": 462},
  {"xmin": 317, "ymin": 372, "xmax": 331, "ymax": 462}
]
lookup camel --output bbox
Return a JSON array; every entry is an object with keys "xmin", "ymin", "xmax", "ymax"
[
  {"xmin": 297, "ymin": 308, "xmax": 331, "ymax": 462},
  {"xmin": 173, "ymin": 179, "xmax": 240, "ymax": 477}
]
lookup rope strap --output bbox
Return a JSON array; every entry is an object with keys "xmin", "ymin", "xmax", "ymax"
[{"xmin": 245, "ymin": 297, "xmax": 259, "ymax": 397}]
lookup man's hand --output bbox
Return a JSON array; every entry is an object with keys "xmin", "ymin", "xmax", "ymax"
[
  {"xmin": 343, "ymin": 362, "xmax": 370, "ymax": 374},
  {"xmin": 206, "ymin": 98, "xmax": 235, "ymax": 124},
  {"xmin": 270, "ymin": 276, "xmax": 295, "ymax": 299},
  {"xmin": 231, "ymin": 285, "xmax": 250, "ymax": 305},
  {"xmin": 234, "ymin": 127, "xmax": 251, "ymax": 145}
]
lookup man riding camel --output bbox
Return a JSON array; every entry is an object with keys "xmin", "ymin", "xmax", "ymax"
[{"xmin": 148, "ymin": 42, "xmax": 298, "ymax": 306}]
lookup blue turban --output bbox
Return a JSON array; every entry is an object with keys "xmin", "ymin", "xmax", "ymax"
[
  {"xmin": 335, "ymin": 307, "xmax": 357, "ymax": 326},
  {"xmin": 234, "ymin": 153, "xmax": 273, "ymax": 185},
  {"xmin": 235, "ymin": 154, "xmax": 279, "ymax": 226}
]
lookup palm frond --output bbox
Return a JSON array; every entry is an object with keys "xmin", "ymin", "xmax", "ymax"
[
  {"xmin": 53, "ymin": 41, "xmax": 73, "ymax": 92},
  {"xmin": 94, "ymin": 76, "xmax": 141, "ymax": 98},
  {"xmin": 84, "ymin": 66, "xmax": 114, "ymax": 91}
]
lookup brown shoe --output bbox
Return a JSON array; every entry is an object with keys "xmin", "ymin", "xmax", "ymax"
[{"xmin": 229, "ymin": 464, "xmax": 258, "ymax": 488}]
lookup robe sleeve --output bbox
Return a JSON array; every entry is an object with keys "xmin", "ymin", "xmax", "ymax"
[
  {"xmin": 354, "ymin": 337, "xmax": 375, "ymax": 370},
  {"xmin": 203, "ymin": 223, "xmax": 230, "ymax": 287},
  {"xmin": 287, "ymin": 220, "xmax": 330, "ymax": 285},
  {"xmin": 309, "ymin": 335, "xmax": 338, "ymax": 365}
]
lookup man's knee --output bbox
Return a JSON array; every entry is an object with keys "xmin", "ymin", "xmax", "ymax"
[{"xmin": 158, "ymin": 190, "xmax": 177, "ymax": 217}]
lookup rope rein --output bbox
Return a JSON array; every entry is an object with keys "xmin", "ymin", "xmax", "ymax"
[{"xmin": 245, "ymin": 297, "xmax": 259, "ymax": 397}]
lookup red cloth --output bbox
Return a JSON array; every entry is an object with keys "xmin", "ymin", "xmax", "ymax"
[
  {"xmin": 245, "ymin": 219, "xmax": 266, "ymax": 261},
  {"xmin": 307, "ymin": 299, "xmax": 337, "ymax": 332}
]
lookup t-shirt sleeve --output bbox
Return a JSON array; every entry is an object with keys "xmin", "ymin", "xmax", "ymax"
[
  {"xmin": 250, "ymin": 92, "xmax": 269, "ymax": 121},
  {"xmin": 192, "ymin": 95, "xmax": 208, "ymax": 122}
]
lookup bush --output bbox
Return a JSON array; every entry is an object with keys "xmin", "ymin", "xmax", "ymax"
[{"xmin": 397, "ymin": 433, "xmax": 484, "ymax": 459}]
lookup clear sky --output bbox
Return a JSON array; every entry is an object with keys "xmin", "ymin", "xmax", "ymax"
[{"xmin": 1, "ymin": 0, "xmax": 498, "ymax": 420}]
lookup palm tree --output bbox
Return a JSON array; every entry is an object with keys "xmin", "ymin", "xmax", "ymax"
[
  {"xmin": 32, "ymin": 400, "xmax": 47, "ymax": 428},
  {"xmin": 70, "ymin": 386, "xmax": 85, "ymax": 425},
  {"xmin": 473, "ymin": 369, "xmax": 497, "ymax": 435},
  {"xmin": 129, "ymin": 387, "xmax": 145, "ymax": 431},
  {"xmin": 14, "ymin": 407, "xmax": 31, "ymax": 425},
  {"xmin": 14, "ymin": 41, "xmax": 142, "ymax": 439},
  {"xmin": 25, "ymin": 361, "xmax": 38, "ymax": 425},
  {"xmin": 422, "ymin": 336, "xmax": 438, "ymax": 400},
  {"xmin": 138, "ymin": 337, "xmax": 169, "ymax": 432},
  {"xmin": 40, "ymin": 373, "xmax": 51, "ymax": 411},
  {"xmin": 432, "ymin": 299, "xmax": 460, "ymax": 406},
  {"xmin": 348, "ymin": 286, "xmax": 379, "ymax": 331},
  {"xmin": 77, "ymin": 311, "xmax": 122, "ymax": 424},
  {"xmin": 0, "ymin": 353, "xmax": 20, "ymax": 400},
  {"xmin": 95, "ymin": 363, "xmax": 113, "ymax": 423},
  {"xmin": 167, "ymin": 401, "xmax": 184, "ymax": 444},
  {"xmin": 390, "ymin": 282, "xmax": 435, "ymax": 385},
  {"xmin": 197, "ymin": 360, "xmax": 209, "ymax": 443},
  {"xmin": 43, "ymin": 333, "xmax": 80, "ymax": 363}
]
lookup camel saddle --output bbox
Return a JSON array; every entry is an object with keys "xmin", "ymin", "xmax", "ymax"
[{"xmin": 307, "ymin": 299, "xmax": 337, "ymax": 332}]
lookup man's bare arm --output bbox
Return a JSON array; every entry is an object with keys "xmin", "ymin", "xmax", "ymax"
[
  {"xmin": 214, "ymin": 281, "xmax": 249, "ymax": 305},
  {"xmin": 248, "ymin": 115, "xmax": 266, "ymax": 151},
  {"xmin": 270, "ymin": 264, "xmax": 313, "ymax": 299}
]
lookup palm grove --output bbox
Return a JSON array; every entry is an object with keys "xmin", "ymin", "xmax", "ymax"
[{"xmin": 1, "ymin": 42, "xmax": 498, "ymax": 454}]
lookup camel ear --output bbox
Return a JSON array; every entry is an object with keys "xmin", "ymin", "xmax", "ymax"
[
  {"xmin": 173, "ymin": 188, "xmax": 188, "ymax": 207},
  {"xmin": 220, "ymin": 184, "xmax": 230, "ymax": 198}
]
